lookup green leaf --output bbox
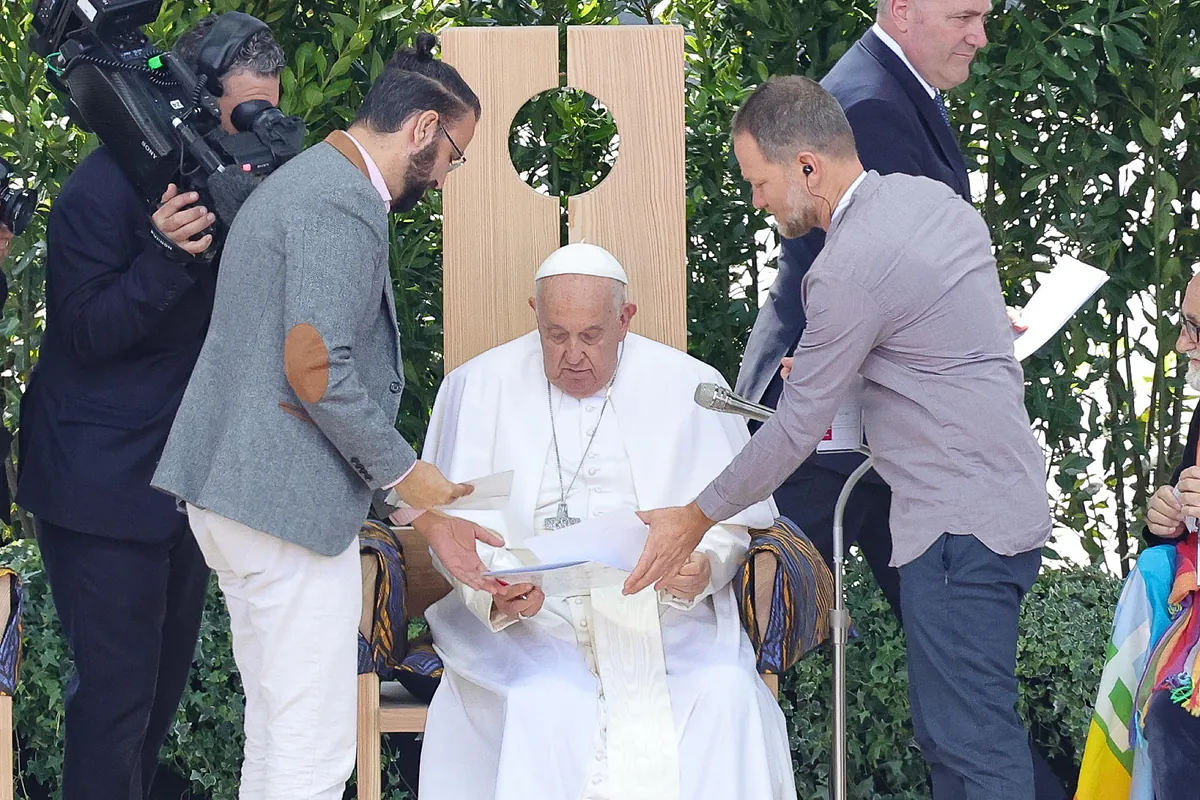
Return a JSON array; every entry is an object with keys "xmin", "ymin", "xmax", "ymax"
[
  {"xmin": 1138, "ymin": 117, "xmax": 1161, "ymax": 147},
  {"xmin": 1009, "ymin": 144, "xmax": 1039, "ymax": 166}
]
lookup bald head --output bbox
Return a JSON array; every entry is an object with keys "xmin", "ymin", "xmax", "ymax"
[
  {"xmin": 529, "ymin": 274, "xmax": 638, "ymax": 398},
  {"xmin": 876, "ymin": 0, "xmax": 992, "ymax": 91}
]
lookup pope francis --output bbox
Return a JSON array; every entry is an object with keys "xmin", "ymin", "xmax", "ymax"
[{"xmin": 413, "ymin": 243, "xmax": 796, "ymax": 800}]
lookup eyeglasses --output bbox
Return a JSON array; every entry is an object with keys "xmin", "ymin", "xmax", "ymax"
[
  {"xmin": 1180, "ymin": 313, "xmax": 1200, "ymax": 342},
  {"xmin": 440, "ymin": 124, "xmax": 466, "ymax": 172}
]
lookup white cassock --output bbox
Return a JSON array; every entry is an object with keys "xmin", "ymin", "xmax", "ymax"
[{"xmin": 417, "ymin": 331, "xmax": 796, "ymax": 800}]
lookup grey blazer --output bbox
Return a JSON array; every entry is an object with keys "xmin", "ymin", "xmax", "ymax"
[
  {"xmin": 152, "ymin": 135, "xmax": 417, "ymax": 556},
  {"xmin": 698, "ymin": 172, "xmax": 1052, "ymax": 566}
]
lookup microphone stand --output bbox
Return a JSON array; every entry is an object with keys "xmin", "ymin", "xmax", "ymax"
[{"xmin": 830, "ymin": 448, "xmax": 872, "ymax": 800}]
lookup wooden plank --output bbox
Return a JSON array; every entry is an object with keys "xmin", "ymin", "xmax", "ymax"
[
  {"xmin": 442, "ymin": 27, "xmax": 562, "ymax": 371},
  {"xmin": 379, "ymin": 681, "xmax": 430, "ymax": 733},
  {"xmin": 0, "ymin": 696, "xmax": 9, "ymax": 800},
  {"xmin": 356, "ymin": 673, "xmax": 383, "ymax": 800},
  {"xmin": 392, "ymin": 527, "xmax": 451, "ymax": 616},
  {"xmin": 566, "ymin": 25, "xmax": 687, "ymax": 349},
  {"xmin": 763, "ymin": 673, "xmax": 779, "ymax": 698}
]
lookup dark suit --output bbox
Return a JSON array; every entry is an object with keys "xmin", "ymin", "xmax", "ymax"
[
  {"xmin": 16, "ymin": 147, "xmax": 213, "ymax": 800},
  {"xmin": 734, "ymin": 27, "xmax": 1065, "ymax": 799}
]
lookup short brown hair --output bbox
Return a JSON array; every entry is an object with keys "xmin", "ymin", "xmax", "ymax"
[{"xmin": 731, "ymin": 76, "xmax": 857, "ymax": 164}]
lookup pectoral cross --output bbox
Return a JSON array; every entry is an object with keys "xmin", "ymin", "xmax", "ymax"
[{"xmin": 545, "ymin": 502, "xmax": 581, "ymax": 531}]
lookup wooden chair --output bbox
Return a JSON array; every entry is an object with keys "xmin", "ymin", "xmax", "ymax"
[
  {"xmin": 355, "ymin": 23, "xmax": 786, "ymax": 800},
  {"xmin": 355, "ymin": 530, "xmax": 780, "ymax": 800},
  {"xmin": 0, "ymin": 572, "xmax": 17, "ymax": 800}
]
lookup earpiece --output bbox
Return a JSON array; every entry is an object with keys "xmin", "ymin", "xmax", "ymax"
[{"xmin": 803, "ymin": 164, "xmax": 813, "ymax": 175}]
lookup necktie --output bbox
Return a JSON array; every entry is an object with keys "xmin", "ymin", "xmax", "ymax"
[{"xmin": 934, "ymin": 91, "xmax": 952, "ymax": 129}]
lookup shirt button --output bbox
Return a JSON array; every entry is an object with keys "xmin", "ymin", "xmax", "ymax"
[
  {"xmin": 586, "ymin": 427, "xmax": 595, "ymax": 435},
  {"xmin": 580, "ymin": 619, "xmax": 588, "ymax": 629},
  {"xmin": 586, "ymin": 405, "xmax": 596, "ymax": 413},
  {"xmin": 588, "ymin": 467, "xmax": 598, "ymax": 476},
  {"xmin": 574, "ymin": 597, "xmax": 584, "ymax": 605},
  {"xmin": 593, "ymin": 776, "xmax": 602, "ymax": 785},
  {"xmin": 388, "ymin": 381, "xmax": 402, "ymax": 393}
]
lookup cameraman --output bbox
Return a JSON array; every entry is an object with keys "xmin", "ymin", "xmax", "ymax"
[{"xmin": 15, "ymin": 14, "xmax": 285, "ymax": 799}]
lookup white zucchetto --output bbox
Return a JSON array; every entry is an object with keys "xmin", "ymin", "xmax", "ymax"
[{"xmin": 533, "ymin": 243, "xmax": 629, "ymax": 285}]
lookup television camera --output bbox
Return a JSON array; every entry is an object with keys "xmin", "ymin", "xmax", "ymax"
[{"xmin": 29, "ymin": 0, "xmax": 306, "ymax": 259}]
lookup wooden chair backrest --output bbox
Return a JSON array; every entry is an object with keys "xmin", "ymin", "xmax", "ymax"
[
  {"xmin": 395, "ymin": 527, "xmax": 452, "ymax": 616},
  {"xmin": 375, "ymin": 26, "xmax": 690, "ymax": 624},
  {"xmin": 440, "ymin": 25, "xmax": 687, "ymax": 371}
]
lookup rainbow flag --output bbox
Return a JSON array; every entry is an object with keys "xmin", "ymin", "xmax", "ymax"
[{"xmin": 1075, "ymin": 546, "xmax": 1175, "ymax": 800}]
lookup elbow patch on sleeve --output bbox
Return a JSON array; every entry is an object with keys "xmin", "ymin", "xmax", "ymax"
[{"xmin": 284, "ymin": 323, "xmax": 330, "ymax": 403}]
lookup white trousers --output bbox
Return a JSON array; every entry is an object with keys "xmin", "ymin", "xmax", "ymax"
[{"xmin": 187, "ymin": 505, "xmax": 361, "ymax": 800}]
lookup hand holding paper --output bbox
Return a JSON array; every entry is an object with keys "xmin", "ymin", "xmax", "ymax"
[
  {"xmin": 387, "ymin": 469, "xmax": 514, "ymax": 512},
  {"xmin": 1012, "ymin": 255, "xmax": 1108, "ymax": 361},
  {"xmin": 484, "ymin": 510, "xmax": 652, "ymax": 596}
]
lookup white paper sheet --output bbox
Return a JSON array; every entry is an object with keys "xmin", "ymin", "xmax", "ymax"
[
  {"xmin": 485, "ymin": 561, "xmax": 629, "ymax": 596},
  {"xmin": 816, "ymin": 397, "xmax": 864, "ymax": 454},
  {"xmin": 521, "ymin": 509, "xmax": 650, "ymax": 572},
  {"xmin": 385, "ymin": 470, "xmax": 514, "ymax": 512},
  {"xmin": 1012, "ymin": 255, "xmax": 1108, "ymax": 362}
]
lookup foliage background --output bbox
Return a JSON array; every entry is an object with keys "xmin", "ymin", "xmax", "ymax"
[{"xmin": 0, "ymin": 0, "xmax": 1196, "ymax": 797}]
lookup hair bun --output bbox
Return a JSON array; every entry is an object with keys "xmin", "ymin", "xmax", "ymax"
[{"xmin": 414, "ymin": 32, "xmax": 438, "ymax": 61}]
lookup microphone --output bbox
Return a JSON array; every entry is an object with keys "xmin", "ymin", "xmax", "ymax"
[
  {"xmin": 207, "ymin": 169, "xmax": 265, "ymax": 227},
  {"xmin": 694, "ymin": 383, "xmax": 774, "ymax": 423}
]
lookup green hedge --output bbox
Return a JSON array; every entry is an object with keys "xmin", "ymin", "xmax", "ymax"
[{"xmin": 2, "ymin": 539, "xmax": 1119, "ymax": 799}]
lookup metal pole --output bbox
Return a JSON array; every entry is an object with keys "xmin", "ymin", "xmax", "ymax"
[{"xmin": 830, "ymin": 455, "xmax": 874, "ymax": 800}]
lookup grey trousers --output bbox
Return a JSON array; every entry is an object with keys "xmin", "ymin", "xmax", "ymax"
[{"xmin": 899, "ymin": 533, "xmax": 1042, "ymax": 800}]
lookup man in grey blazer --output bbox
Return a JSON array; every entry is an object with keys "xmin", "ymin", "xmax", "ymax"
[
  {"xmin": 629, "ymin": 77, "xmax": 1051, "ymax": 799},
  {"xmin": 152, "ymin": 36, "xmax": 500, "ymax": 799}
]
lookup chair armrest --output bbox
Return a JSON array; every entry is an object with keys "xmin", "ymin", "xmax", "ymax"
[{"xmin": 736, "ymin": 518, "xmax": 835, "ymax": 675}]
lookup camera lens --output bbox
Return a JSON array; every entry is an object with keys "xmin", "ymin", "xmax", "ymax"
[{"xmin": 0, "ymin": 187, "xmax": 35, "ymax": 237}]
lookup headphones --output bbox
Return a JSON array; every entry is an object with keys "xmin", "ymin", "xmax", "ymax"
[{"xmin": 195, "ymin": 12, "xmax": 271, "ymax": 97}]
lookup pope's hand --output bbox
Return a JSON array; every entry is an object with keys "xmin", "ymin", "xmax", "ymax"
[
  {"xmin": 415, "ymin": 510, "xmax": 505, "ymax": 593},
  {"xmin": 1007, "ymin": 306, "xmax": 1028, "ymax": 334},
  {"xmin": 779, "ymin": 356, "xmax": 793, "ymax": 381},
  {"xmin": 493, "ymin": 582, "xmax": 544, "ymax": 620},
  {"xmin": 659, "ymin": 553, "xmax": 712, "ymax": 602},
  {"xmin": 392, "ymin": 460, "xmax": 474, "ymax": 510},
  {"xmin": 1147, "ymin": 484, "xmax": 1186, "ymax": 539},
  {"xmin": 624, "ymin": 503, "xmax": 713, "ymax": 595}
]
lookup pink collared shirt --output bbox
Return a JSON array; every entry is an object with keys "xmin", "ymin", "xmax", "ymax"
[{"xmin": 342, "ymin": 131, "xmax": 392, "ymax": 209}]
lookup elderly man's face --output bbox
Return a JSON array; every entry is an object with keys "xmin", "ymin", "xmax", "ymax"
[
  {"xmin": 532, "ymin": 274, "xmax": 637, "ymax": 399},
  {"xmin": 1177, "ymin": 276, "xmax": 1200, "ymax": 390},
  {"xmin": 890, "ymin": 0, "xmax": 991, "ymax": 91},
  {"xmin": 735, "ymin": 133, "xmax": 821, "ymax": 239}
]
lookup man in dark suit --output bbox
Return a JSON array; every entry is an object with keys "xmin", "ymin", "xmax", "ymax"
[
  {"xmin": 735, "ymin": 1, "xmax": 1064, "ymax": 796},
  {"xmin": 15, "ymin": 15, "xmax": 285, "ymax": 799}
]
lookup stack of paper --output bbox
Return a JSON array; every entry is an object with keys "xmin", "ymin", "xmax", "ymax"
[{"xmin": 486, "ymin": 509, "xmax": 650, "ymax": 596}]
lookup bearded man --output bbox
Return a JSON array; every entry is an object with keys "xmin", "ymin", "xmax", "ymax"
[
  {"xmin": 414, "ymin": 243, "xmax": 797, "ymax": 800},
  {"xmin": 152, "ymin": 37, "xmax": 501, "ymax": 799}
]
